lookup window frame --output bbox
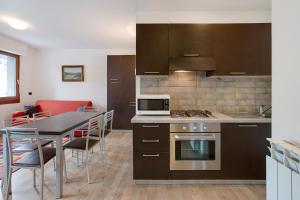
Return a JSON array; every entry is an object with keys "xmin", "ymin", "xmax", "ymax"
[{"xmin": 0, "ymin": 50, "xmax": 20, "ymax": 105}]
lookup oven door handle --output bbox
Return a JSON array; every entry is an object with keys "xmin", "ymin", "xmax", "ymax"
[{"xmin": 174, "ymin": 135, "xmax": 215, "ymax": 141}]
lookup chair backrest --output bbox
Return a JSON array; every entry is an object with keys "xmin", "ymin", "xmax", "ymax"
[
  {"xmin": 33, "ymin": 111, "xmax": 52, "ymax": 120},
  {"xmin": 85, "ymin": 114, "xmax": 105, "ymax": 149},
  {"xmin": 3, "ymin": 115, "xmax": 29, "ymax": 128},
  {"xmin": 104, "ymin": 110, "xmax": 114, "ymax": 132},
  {"xmin": 5, "ymin": 128, "xmax": 44, "ymax": 167},
  {"xmin": 83, "ymin": 106, "xmax": 100, "ymax": 112}
]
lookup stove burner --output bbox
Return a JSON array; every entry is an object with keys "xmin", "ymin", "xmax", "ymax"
[{"xmin": 171, "ymin": 110, "xmax": 214, "ymax": 118}]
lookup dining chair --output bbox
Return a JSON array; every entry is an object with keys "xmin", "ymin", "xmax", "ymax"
[
  {"xmin": 102, "ymin": 110, "xmax": 114, "ymax": 150},
  {"xmin": 63, "ymin": 114, "xmax": 105, "ymax": 184},
  {"xmin": 3, "ymin": 116, "xmax": 53, "ymax": 153},
  {"xmin": 3, "ymin": 127, "xmax": 56, "ymax": 200}
]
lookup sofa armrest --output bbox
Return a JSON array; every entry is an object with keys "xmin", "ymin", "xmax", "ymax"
[{"xmin": 12, "ymin": 111, "xmax": 26, "ymax": 118}]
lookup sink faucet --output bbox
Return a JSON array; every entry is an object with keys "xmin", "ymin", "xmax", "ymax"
[{"xmin": 259, "ymin": 105, "xmax": 272, "ymax": 117}]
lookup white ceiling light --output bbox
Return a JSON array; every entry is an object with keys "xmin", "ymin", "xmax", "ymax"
[{"xmin": 4, "ymin": 17, "xmax": 29, "ymax": 30}]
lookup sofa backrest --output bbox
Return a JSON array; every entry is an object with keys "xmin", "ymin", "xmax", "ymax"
[{"xmin": 36, "ymin": 100, "xmax": 93, "ymax": 115}]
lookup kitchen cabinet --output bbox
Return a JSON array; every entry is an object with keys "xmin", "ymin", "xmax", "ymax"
[
  {"xmin": 107, "ymin": 55, "xmax": 136, "ymax": 129},
  {"xmin": 221, "ymin": 123, "xmax": 271, "ymax": 179},
  {"xmin": 207, "ymin": 23, "xmax": 271, "ymax": 76},
  {"xmin": 136, "ymin": 24, "xmax": 169, "ymax": 75},
  {"xmin": 132, "ymin": 123, "xmax": 170, "ymax": 179},
  {"xmin": 169, "ymin": 24, "xmax": 214, "ymax": 58}
]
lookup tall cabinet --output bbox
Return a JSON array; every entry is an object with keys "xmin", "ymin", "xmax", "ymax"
[{"xmin": 107, "ymin": 55, "xmax": 136, "ymax": 129}]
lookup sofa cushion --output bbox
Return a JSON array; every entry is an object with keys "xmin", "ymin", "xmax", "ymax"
[{"xmin": 36, "ymin": 100, "xmax": 93, "ymax": 115}]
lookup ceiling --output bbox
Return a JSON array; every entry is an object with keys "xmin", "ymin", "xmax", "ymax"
[{"xmin": 0, "ymin": 0, "xmax": 271, "ymax": 49}]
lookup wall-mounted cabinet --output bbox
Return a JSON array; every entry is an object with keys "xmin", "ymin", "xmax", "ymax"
[
  {"xmin": 169, "ymin": 24, "xmax": 214, "ymax": 58},
  {"xmin": 208, "ymin": 23, "xmax": 271, "ymax": 76},
  {"xmin": 136, "ymin": 23, "xmax": 271, "ymax": 76},
  {"xmin": 136, "ymin": 24, "xmax": 169, "ymax": 75}
]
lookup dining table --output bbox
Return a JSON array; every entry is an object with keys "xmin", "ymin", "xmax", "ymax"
[{"xmin": 1, "ymin": 111, "xmax": 104, "ymax": 199}]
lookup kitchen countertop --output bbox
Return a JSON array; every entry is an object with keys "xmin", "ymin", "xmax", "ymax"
[{"xmin": 131, "ymin": 112, "xmax": 271, "ymax": 124}]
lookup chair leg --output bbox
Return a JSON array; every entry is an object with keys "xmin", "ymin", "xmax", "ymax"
[
  {"xmin": 63, "ymin": 151, "xmax": 68, "ymax": 182},
  {"xmin": 76, "ymin": 151, "xmax": 79, "ymax": 166},
  {"xmin": 40, "ymin": 167, "xmax": 44, "ymax": 200},
  {"xmin": 51, "ymin": 143, "xmax": 56, "ymax": 171},
  {"xmin": 85, "ymin": 150, "xmax": 90, "ymax": 184},
  {"xmin": 4, "ymin": 167, "xmax": 12, "ymax": 200},
  {"xmin": 33, "ymin": 169, "xmax": 36, "ymax": 187}
]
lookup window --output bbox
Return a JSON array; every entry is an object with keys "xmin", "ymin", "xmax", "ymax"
[{"xmin": 0, "ymin": 50, "xmax": 20, "ymax": 105}]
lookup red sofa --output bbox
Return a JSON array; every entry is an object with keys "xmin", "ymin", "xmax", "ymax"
[{"xmin": 12, "ymin": 100, "xmax": 93, "ymax": 118}]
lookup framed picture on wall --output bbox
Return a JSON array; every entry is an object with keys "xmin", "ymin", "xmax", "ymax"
[{"xmin": 62, "ymin": 65, "xmax": 84, "ymax": 82}]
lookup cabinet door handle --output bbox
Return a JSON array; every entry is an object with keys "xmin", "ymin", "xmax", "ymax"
[
  {"xmin": 229, "ymin": 72, "xmax": 247, "ymax": 75},
  {"xmin": 142, "ymin": 125, "xmax": 160, "ymax": 128},
  {"xmin": 142, "ymin": 154, "xmax": 160, "ymax": 157},
  {"xmin": 238, "ymin": 125, "xmax": 258, "ymax": 128},
  {"xmin": 183, "ymin": 53, "xmax": 200, "ymax": 57},
  {"xmin": 142, "ymin": 139, "xmax": 160, "ymax": 143},
  {"xmin": 144, "ymin": 72, "xmax": 160, "ymax": 74}
]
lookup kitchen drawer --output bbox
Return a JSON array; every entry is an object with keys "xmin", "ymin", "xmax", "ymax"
[
  {"xmin": 133, "ymin": 152, "xmax": 169, "ymax": 179},
  {"xmin": 133, "ymin": 123, "xmax": 170, "ymax": 139},
  {"xmin": 133, "ymin": 137, "xmax": 169, "ymax": 152}
]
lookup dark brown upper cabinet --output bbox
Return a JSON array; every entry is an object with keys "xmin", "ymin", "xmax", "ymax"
[
  {"xmin": 207, "ymin": 23, "xmax": 271, "ymax": 76},
  {"xmin": 136, "ymin": 24, "xmax": 169, "ymax": 75},
  {"xmin": 169, "ymin": 24, "xmax": 214, "ymax": 58}
]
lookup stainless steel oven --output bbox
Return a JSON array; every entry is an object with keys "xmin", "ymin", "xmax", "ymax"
[
  {"xmin": 136, "ymin": 95, "xmax": 170, "ymax": 115},
  {"xmin": 170, "ymin": 123, "xmax": 221, "ymax": 170}
]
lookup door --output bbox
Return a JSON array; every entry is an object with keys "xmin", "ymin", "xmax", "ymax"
[{"xmin": 107, "ymin": 55, "xmax": 136, "ymax": 129}]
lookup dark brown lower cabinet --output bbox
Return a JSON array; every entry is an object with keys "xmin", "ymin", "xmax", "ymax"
[
  {"xmin": 133, "ymin": 123, "xmax": 271, "ymax": 180},
  {"xmin": 133, "ymin": 152, "xmax": 169, "ymax": 179},
  {"xmin": 133, "ymin": 123, "xmax": 170, "ymax": 179}
]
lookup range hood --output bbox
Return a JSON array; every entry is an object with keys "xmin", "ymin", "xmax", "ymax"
[{"xmin": 169, "ymin": 56, "xmax": 216, "ymax": 72}]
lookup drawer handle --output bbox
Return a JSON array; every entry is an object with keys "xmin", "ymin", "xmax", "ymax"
[
  {"xmin": 142, "ymin": 154, "xmax": 160, "ymax": 157},
  {"xmin": 183, "ymin": 53, "xmax": 200, "ymax": 57},
  {"xmin": 238, "ymin": 125, "xmax": 258, "ymax": 128},
  {"xmin": 110, "ymin": 78, "xmax": 119, "ymax": 81},
  {"xmin": 229, "ymin": 72, "xmax": 247, "ymax": 75},
  {"xmin": 144, "ymin": 72, "xmax": 160, "ymax": 74},
  {"xmin": 142, "ymin": 139, "xmax": 160, "ymax": 143},
  {"xmin": 110, "ymin": 81, "xmax": 119, "ymax": 84},
  {"xmin": 142, "ymin": 125, "xmax": 160, "ymax": 128}
]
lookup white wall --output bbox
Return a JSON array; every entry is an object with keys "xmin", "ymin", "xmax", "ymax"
[
  {"xmin": 136, "ymin": 11, "xmax": 271, "ymax": 23},
  {"xmin": 0, "ymin": 35, "xmax": 38, "ymax": 127},
  {"xmin": 34, "ymin": 49, "xmax": 135, "ymax": 110},
  {"xmin": 272, "ymin": 0, "xmax": 300, "ymax": 142}
]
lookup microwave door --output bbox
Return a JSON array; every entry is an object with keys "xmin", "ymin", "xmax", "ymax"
[{"xmin": 138, "ymin": 99, "xmax": 168, "ymax": 111}]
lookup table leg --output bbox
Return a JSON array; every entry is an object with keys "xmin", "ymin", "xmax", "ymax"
[{"xmin": 55, "ymin": 136, "xmax": 63, "ymax": 199}]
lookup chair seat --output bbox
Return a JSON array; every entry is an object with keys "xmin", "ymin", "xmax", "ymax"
[
  {"xmin": 74, "ymin": 129, "xmax": 100, "ymax": 137},
  {"xmin": 13, "ymin": 147, "xmax": 56, "ymax": 168},
  {"xmin": 64, "ymin": 138, "xmax": 98, "ymax": 150},
  {"xmin": 13, "ymin": 139, "xmax": 53, "ymax": 152}
]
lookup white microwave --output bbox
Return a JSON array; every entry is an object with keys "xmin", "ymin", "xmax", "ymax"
[{"xmin": 136, "ymin": 95, "xmax": 170, "ymax": 116}]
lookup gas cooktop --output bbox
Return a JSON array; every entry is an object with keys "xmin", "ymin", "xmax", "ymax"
[{"xmin": 171, "ymin": 110, "xmax": 215, "ymax": 118}]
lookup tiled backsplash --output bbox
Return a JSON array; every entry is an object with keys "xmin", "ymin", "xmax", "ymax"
[{"xmin": 140, "ymin": 72, "xmax": 271, "ymax": 113}]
